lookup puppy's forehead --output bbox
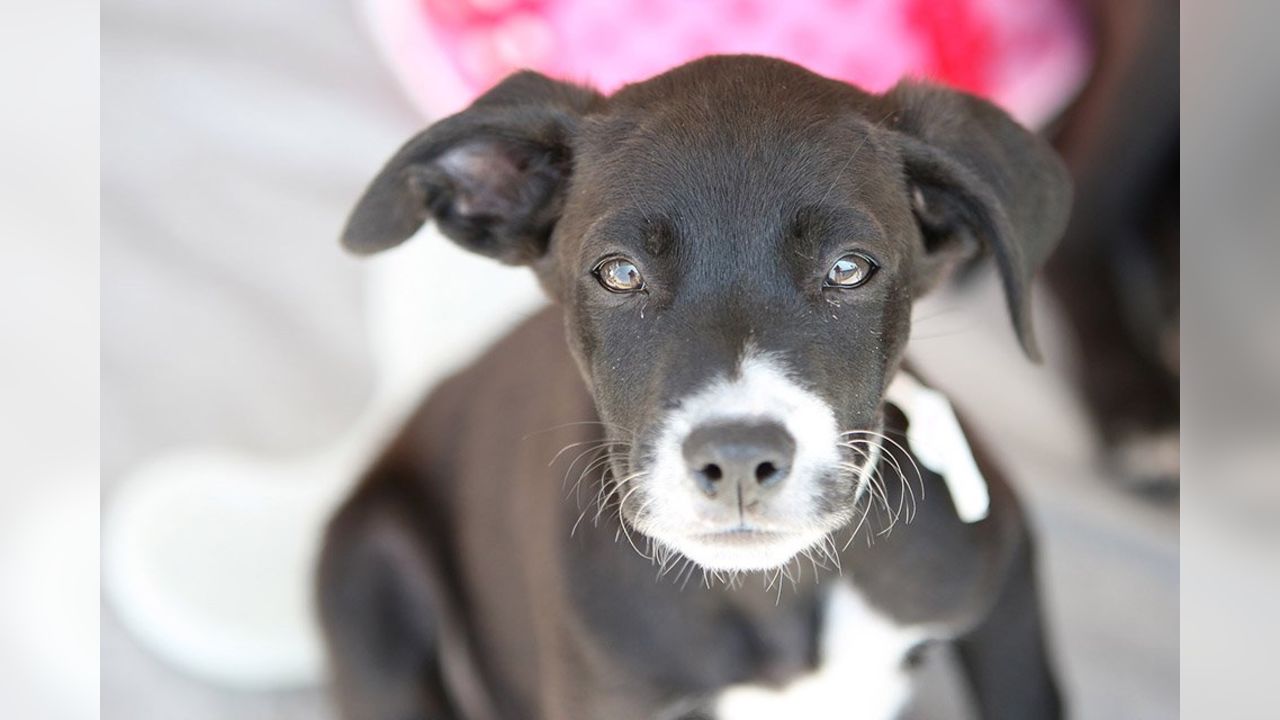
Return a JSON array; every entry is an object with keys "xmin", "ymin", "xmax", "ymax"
[
  {"xmin": 581, "ymin": 94, "xmax": 883, "ymax": 166},
  {"xmin": 606, "ymin": 54, "xmax": 873, "ymax": 117},
  {"xmin": 571, "ymin": 66, "xmax": 902, "ymax": 218},
  {"xmin": 575, "ymin": 112, "xmax": 894, "ymax": 229}
]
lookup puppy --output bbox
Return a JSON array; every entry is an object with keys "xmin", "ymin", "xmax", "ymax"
[{"xmin": 319, "ymin": 56, "xmax": 1071, "ymax": 720}]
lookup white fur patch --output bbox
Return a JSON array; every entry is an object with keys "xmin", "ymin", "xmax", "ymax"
[
  {"xmin": 885, "ymin": 372, "xmax": 989, "ymax": 523},
  {"xmin": 715, "ymin": 582, "xmax": 926, "ymax": 719},
  {"xmin": 639, "ymin": 351, "xmax": 850, "ymax": 572}
]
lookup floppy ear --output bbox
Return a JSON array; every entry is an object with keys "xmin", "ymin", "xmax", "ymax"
[
  {"xmin": 341, "ymin": 71, "xmax": 602, "ymax": 263},
  {"xmin": 882, "ymin": 82, "xmax": 1072, "ymax": 360}
]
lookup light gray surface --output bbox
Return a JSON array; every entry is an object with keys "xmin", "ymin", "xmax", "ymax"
[
  {"xmin": 103, "ymin": 0, "xmax": 400, "ymax": 481},
  {"xmin": 101, "ymin": 1, "xmax": 1177, "ymax": 717},
  {"xmin": 103, "ymin": 0, "xmax": 397, "ymax": 716}
]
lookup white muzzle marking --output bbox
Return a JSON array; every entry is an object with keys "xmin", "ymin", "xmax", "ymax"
[{"xmin": 638, "ymin": 351, "xmax": 872, "ymax": 572}]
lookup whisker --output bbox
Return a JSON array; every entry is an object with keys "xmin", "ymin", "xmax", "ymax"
[
  {"xmin": 618, "ymin": 493, "xmax": 656, "ymax": 560},
  {"xmin": 677, "ymin": 558, "xmax": 697, "ymax": 590},
  {"xmin": 834, "ymin": 427, "xmax": 926, "ymax": 507},
  {"xmin": 563, "ymin": 445, "xmax": 609, "ymax": 503},
  {"xmin": 842, "ymin": 442, "xmax": 898, "ymax": 534},
  {"xmin": 527, "ymin": 419, "xmax": 636, "ymax": 443},
  {"xmin": 841, "ymin": 429, "xmax": 925, "ymax": 500},
  {"xmin": 551, "ymin": 438, "xmax": 628, "ymax": 470},
  {"xmin": 596, "ymin": 468, "xmax": 645, "ymax": 525}
]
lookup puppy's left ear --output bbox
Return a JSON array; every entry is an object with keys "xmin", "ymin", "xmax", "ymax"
[{"xmin": 882, "ymin": 82, "xmax": 1072, "ymax": 360}]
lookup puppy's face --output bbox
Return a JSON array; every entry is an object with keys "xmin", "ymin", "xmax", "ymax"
[
  {"xmin": 558, "ymin": 96, "xmax": 919, "ymax": 570},
  {"xmin": 343, "ymin": 57, "xmax": 1070, "ymax": 571}
]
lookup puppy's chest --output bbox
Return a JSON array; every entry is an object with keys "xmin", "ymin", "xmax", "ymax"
[{"xmin": 710, "ymin": 582, "xmax": 925, "ymax": 720}]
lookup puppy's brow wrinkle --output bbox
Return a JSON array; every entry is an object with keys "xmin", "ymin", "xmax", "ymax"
[
  {"xmin": 817, "ymin": 110, "xmax": 896, "ymax": 206},
  {"xmin": 622, "ymin": 178, "xmax": 653, "ymax": 226},
  {"xmin": 643, "ymin": 218, "xmax": 674, "ymax": 257}
]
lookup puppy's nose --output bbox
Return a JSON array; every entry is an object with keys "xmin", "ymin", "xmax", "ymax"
[{"xmin": 683, "ymin": 422, "xmax": 796, "ymax": 498}]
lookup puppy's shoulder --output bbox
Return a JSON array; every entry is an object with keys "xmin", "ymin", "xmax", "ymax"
[{"xmin": 369, "ymin": 304, "xmax": 588, "ymax": 487}]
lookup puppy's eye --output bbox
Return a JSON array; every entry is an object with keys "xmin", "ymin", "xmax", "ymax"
[
  {"xmin": 593, "ymin": 256, "xmax": 646, "ymax": 293},
  {"xmin": 824, "ymin": 252, "xmax": 879, "ymax": 289}
]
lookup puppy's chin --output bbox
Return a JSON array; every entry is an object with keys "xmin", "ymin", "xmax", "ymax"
[{"xmin": 655, "ymin": 528, "xmax": 830, "ymax": 573}]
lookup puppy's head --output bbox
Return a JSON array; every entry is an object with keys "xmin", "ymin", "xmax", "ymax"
[{"xmin": 344, "ymin": 57, "xmax": 1070, "ymax": 572}]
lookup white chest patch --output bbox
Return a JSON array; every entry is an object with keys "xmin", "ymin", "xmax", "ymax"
[
  {"xmin": 885, "ymin": 372, "xmax": 990, "ymax": 523},
  {"xmin": 714, "ymin": 583, "xmax": 926, "ymax": 720}
]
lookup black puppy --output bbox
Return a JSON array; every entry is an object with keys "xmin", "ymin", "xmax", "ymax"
[{"xmin": 320, "ymin": 56, "xmax": 1070, "ymax": 720}]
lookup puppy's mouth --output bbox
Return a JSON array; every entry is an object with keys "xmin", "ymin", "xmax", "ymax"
[
  {"xmin": 693, "ymin": 527, "xmax": 785, "ymax": 543},
  {"xmin": 665, "ymin": 524, "xmax": 835, "ymax": 573}
]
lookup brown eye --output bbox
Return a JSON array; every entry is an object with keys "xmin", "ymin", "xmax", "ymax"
[
  {"xmin": 593, "ymin": 256, "xmax": 646, "ymax": 293},
  {"xmin": 824, "ymin": 252, "xmax": 878, "ymax": 289}
]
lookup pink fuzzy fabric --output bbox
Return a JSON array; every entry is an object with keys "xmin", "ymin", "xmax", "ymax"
[{"xmin": 361, "ymin": 0, "xmax": 1089, "ymax": 128}]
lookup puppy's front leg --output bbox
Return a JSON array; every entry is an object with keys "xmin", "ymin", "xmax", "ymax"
[
  {"xmin": 954, "ymin": 535, "xmax": 1063, "ymax": 720},
  {"xmin": 317, "ymin": 481, "xmax": 458, "ymax": 720}
]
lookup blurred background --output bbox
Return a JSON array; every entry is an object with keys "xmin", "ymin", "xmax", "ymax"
[
  {"xmin": 12, "ymin": 0, "xmax": 1279, "ymax": 718},
  {"xmin": 1, "ymin": 2, "xmax": 98, "ymax": 719}
]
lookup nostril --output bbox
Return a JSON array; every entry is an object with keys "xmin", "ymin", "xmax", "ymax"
[
  {"xmin": 754, "ymin": 461, "xmax": 780, "ymax": 485},
  {"xmin": 693, "ymin": 463, "xmax": 724, "ymax": 496}
]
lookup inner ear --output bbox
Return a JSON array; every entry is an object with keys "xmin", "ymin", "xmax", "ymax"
[
  {"xmin": 422, "ymin": 137, "xmax": 572, "ymax": 264},
  {"xmin": 434, "ymin": 140, "xmax": 539, "ymax": 220},
  {"xmin": 907, "ymin": 181, "xmax": 981, "ymax": 294}
]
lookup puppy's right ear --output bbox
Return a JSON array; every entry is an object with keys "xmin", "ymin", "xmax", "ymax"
[{"xmin": 342, "ymin": 72, "xmax": 602, "ymax": 263}]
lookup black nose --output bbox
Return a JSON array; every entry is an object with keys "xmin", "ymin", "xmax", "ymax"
[{"xmin": 683, "ymin": 421, "xmax": 796, "ymax": 499}]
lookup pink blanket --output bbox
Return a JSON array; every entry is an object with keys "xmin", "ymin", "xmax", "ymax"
[{"xmin": 362, "ymin": 0, "xmax": 1089, "ymax": 128}]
